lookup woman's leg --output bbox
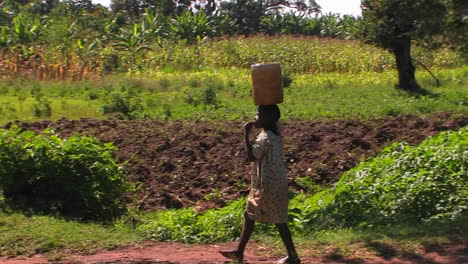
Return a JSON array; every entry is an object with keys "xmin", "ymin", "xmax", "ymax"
[
  {"xmin": 220, "ymin": 212, "xmax": 255, "ymax": 261},
  {"xmin": 275, "ymin": 223, "xmax": 300, "ymax": 264}
]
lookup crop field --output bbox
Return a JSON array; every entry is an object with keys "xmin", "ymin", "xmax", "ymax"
[{"xmin": 0, "ymin": 37, "xmax": 466, "ymax": 125}]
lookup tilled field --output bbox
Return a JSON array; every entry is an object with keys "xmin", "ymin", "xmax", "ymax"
[{"xmin": 6, "ymin": 112, "xmax": 467, "ymax": 212}]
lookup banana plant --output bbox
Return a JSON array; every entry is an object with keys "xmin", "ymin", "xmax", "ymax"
[
  {"xmin": 303, "ymin": 17, "xmax": 321, "ymax": 35},
  {"xmin": 282, "ymin": 13, "xmax": 310, "ymax": 34},
  {"xmin": 111, "ymin": 23, "xmax": 153, "ymax": 69},
  {"xmin": 260, "ymin": 14, "xmax": 283, "ymax": 35},
  {"xmin": 76, "ymin": 38, "xmax": 100, "ymax": 57},
  {"xmin": 340, "ymin": 15, "xmax": 361, "ymax": 39},
  {"xmin": 169, "ymin": 10, "xmax": 216, "ymax": 43},
  {"xmin": 140, "ymin": 8, "xmax": 168, "ymax": 48},
  {"xmin": 319, "ymin": 13, "xmax": 346, "ymax": 38},
  {"xmin": 0, "ymin": 26, "xmax": 8, "ymax": 47},
  {"xmin": 112, "ymin": 23, "xmax": 153, "ymax": 53},
  {"xmin": 74, "ymin": 38, "xmax": 102, "ymax": 78},
  {"xmin": 12, "ymin": 14, "xmax": 42, "ymax": 44}
]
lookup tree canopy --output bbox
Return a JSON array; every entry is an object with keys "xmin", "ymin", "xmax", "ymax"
[
  {"xmin": 360, "ymin": 0, "xmax": 452, "ymax": 92},
  {"xmin": 361, "ymin": 0, "xmax": 446, "ymax": 50}
]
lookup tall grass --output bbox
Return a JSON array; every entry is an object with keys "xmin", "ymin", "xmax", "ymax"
[
  {"xmin": 133, "ymin": 36, "xmax": 466, "ymax": 74},
  {"xmin": 1, "ymin": 36, "xmax": 465, "ymax": 79}
]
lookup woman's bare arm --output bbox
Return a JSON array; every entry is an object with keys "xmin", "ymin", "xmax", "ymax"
[{"xmin": 244, "ymin": 122, "xmax": 256, "ymax": 162}]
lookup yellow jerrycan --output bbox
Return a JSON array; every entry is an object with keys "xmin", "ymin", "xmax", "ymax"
[{"xmin": 251, "ymin": 63, "xmax": 283, "ymax": 106}]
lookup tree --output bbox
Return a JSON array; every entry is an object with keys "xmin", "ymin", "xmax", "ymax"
[
  {"xmin": 218, "ymin": 0, "xmax": 320, "ymax": 36},
  {"xmin": 440, "ymin": 0, "xmax": 468, "ymax": 53},
  {"xmin": 361, "ymin": 0, "xmax": 446, "ymax": 92},
  {"xmin": 111, "ymin": 0, "xmax": 189, "ymax": 19},
  {"xmin": 67, "ymin": 0, "xmax": 96, "ymax": 12}
]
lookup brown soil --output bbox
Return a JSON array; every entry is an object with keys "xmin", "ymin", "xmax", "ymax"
[
  {"xmin": 1, "ymin": 240, "xmax": 466, "ymax": 264},
  {"xmin": 6, "ymin": 112, "xmax": 467, "ymax": 212},
  {"xmin": 2, "ymin": 112, "xmax": 467, "ymax": 264}
]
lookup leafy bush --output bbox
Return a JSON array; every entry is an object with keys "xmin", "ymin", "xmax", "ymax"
[
  {"xmin": 295, "ymin": 127, "xmax": 467, "ymax": 230},
  {"xmin": 0, "ymin": 128, "xmax": 129, "ymax": 221},
  {"xmin": 101, "ymin": 92, "xmax": 144, "ymax": 119},
  {"xmin": 32, "ymin": 96, "xmax": 52, "ymax": 117},
  {"xmin": 137, "ymin": 199, "xmax": 245, "ymax": 243}
]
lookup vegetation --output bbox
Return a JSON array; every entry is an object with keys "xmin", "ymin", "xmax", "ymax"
[
  {"xmin": 1, "ymin": 208, "xmax": 464, "ymax": 261},
  {"xmin": 0, "ymin": 65, "xmax": 466, "ymax": 125},
  {"xmin": 0, "ymin": 90, "xmax": 465, "ymax": 259},
  {"xmin": 128, "ymin": 128, "xmax": 467, "ymax": 242},
  {"xmin": 0, "ymin": 0, "xmax": 466, "ymax": 261},
  {"xmin": 292, "ymin": 126, "xmax": 468, "ymax": 230},
  {"xmin": 0, "ymin": 128, "xmax": 129, "ymax": 221},
  {"xmin": 360, "ymin": 0, "xmax": 467, "ymax": 92},
  {"xmin": 0, "ymin": 1, "xmax": 465, "ymax": 80},
  {"xmin": 0, "ymin": 122, "xmax": 464, "ymax": 260},
  {"xmin": 0, "ymin": 211, "xmax": 141, "ymax": 259},
  {"xmin": 0, "ymin": 128, "xmax": 466, "ymax": 259},
  {"xmin": 361, "ymin": 0, "xmax": 446, "ymax": 92}
]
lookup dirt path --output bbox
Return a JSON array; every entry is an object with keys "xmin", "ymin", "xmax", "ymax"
[{"xmin": 1, "ymin": 240, "xmax": 467, "ymax": 264}]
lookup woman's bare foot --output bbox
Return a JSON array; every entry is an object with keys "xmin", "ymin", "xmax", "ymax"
[
  {"xmin": 219, "ymin": 250, "xmax": 244, "ymax": 262},
  {"xmin": 276, "ymin": 255, "xmax": 301, "ymax": 264}
]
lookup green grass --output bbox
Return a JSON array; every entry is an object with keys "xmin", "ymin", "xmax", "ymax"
[
  {"xmin": 0, "ymin": 95, "xmax": 100, "ymax": 122},
  {"xmin": 0, "ymin": 210, "xmax": 141, "ymax": 259},
  {"xmin": 256, "ymin": 219, "xmax": 466, "ymax": 260},
  {"xmin": 0, "ymin": 66, "xmax": 466, "ymax": 125},
  {"xmin": 283, "ymin": 68, "xmax": 467, "ymax": 119},
  {"xmin": 0, "ymin": 207, "xmax": 465, "ymax": 260}
]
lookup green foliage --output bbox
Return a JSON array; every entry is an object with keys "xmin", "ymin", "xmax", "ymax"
[
  {"xmin": 0, "ymin": 211, "xmax": 141, "ymax": 258},
  {"xmin": 10, "ymin": 13, "xmax": 42, "ymax": 45},
  {"xmin": 137, "ymin": 199, "xmax": 245, "ymax": 243},
  {"xmin": 32, "ymin": 96, "xmax": 52, "ymax": 117},
  {"xmin": 169, "ymin": 11, "xmax": 215, "ymax": 43},
  {"xmin": 1, "ymin": 0, "xmax": 465, "ymax": 80},
  {"xmin": 136, "ymin": 128, "xmax": 467, "ymax": 243},
  {"xmin": 360, "ymin": 0, "xmax": 446, "ymax": 50},
  {"xmin": 195, "ymin": 36, "xmax": 463, "ymax": 74},
  {"xmin": 438, "ymin": 0, "xmax": 468, "ymax": 53},
  {"xmin": 101, "ymin": 92, "xmax": 144, "ymax": 118},
  {"xmin": 297, "ymin": 127, "xmax": 468, "ymax": 230},
  {"xmin": 294, "ymin": 176, "xmax": 323, "ymax": 193},
  {"xmin": 0, "ymin": 66, "xmax": 466, "ymax": 125},
  {"xmin": 0, "ymin": 128, "xmax": 129, "ymax": 221},
  {"xmin": 317, "ymin": 13, "xmax": 360, "ymax": 39}
]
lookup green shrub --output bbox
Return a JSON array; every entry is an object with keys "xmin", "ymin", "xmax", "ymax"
[
  {"xmin": 137, "ymin": 199, "xmax": 245, "ymax": 243},
  {"xmin": 0, "ymin": 128, "xmax": 129, "ymax": 221},
  {"xmin": 298, "ymin": 127, "xmax": 468, "ymax": 230},
  {"xmin": 0, "ymin": 84, "xmax": 8, "ymax": 95},
  {"xmin": 101, "ymin": 92, "xmax": 144, "ymax": 118},
  {"xmin": 282, "ymin": 69, "xmax": 294, "ymax": 88},
  {"xmin": 32, "ymin": 96, "xmax": 52, "ymax": 117}
]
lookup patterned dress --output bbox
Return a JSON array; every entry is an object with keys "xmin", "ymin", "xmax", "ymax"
[{"xmin": 245, "ymin": 127, "xmax": 289, "ymax": 224}]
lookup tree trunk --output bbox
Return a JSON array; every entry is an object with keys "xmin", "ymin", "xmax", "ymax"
[
  {"xmin": 205, "ymin": 0, "xmax": 216, "ymax": 16},
  {"xmin": 392, "ymin": 37, "xmax": 421, "ymax": 92}
]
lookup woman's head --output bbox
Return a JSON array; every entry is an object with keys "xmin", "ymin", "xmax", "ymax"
[{"xmin": 255, "ymin": 105, "xmax": 281, "ymax": 133}]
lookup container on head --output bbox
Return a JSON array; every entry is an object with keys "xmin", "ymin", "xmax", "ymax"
[{"xmin": 251, "ymin": 63, "xmax": 283, "ymax": 106}]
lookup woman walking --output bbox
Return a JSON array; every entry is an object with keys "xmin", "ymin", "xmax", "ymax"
[{"xmin": 220, "ymin": 105, "xmax": 300, "ymax": 264}]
